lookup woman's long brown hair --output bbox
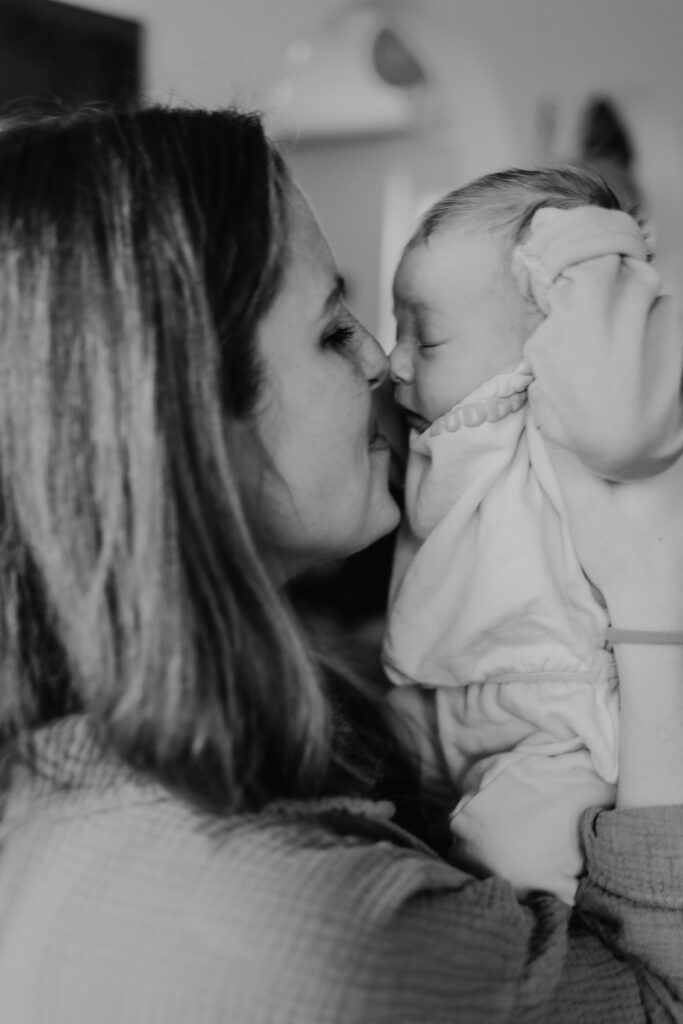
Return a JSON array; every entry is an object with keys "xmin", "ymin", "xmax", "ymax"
[{"xmin": 0, "ymin": 106, "xmax": 387, "ymax": 813}]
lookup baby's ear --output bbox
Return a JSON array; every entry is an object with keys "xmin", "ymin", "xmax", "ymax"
[
  {"xmin": 510, "ymin": 206, "xmax": 570, "ymax": 315},
  {"xmin": 510, "ymin": 244, "xmax": 552, "ymax": 316},
  {"xmin": 526, "ymin": 206, "xmax": 568, "ymax": 235}
]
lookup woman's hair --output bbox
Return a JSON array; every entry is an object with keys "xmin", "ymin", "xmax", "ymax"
[
  {"xmin": 410, "ymin": 165, "xmax": 623, "ymax": 252},
  {"xmin": 0, "ymin": 105, "xmax": 380, "ymax": 812}
]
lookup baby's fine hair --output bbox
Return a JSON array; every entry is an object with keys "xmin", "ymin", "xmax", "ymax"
[{"xmin": 411, "ymin": 166, "xmax": 623, "ymax": 251}]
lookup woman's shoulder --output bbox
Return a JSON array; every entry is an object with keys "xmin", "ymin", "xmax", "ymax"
[
  {"xmin": 3, "ymin": 716, "xmax": 479, "ymax": 924},
  {"xmin": 0, "ymin": 717, "xmax": 535, "ymax": 1023},
  {"xmin": 74, "ymin": 785, "xmax": 473, "ymax": 922},
  {"xmin": 19, "ymin": 719, "xmax": 670, "ymax": 1023}
]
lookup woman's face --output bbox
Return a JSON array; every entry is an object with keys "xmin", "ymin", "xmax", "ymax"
[{"xmin": 250, "ymin": 188, "xmax": 400, "ymax": 579}]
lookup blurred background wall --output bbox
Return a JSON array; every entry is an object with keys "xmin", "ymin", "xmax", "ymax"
[
  {"xmin": 4, "ymin": 0, "xmax": 683, "ymax": 341},
  {"xmin": 77, "ymin": 0, "xmax": 683, "ymax": 142},
  {"xmin": 83, "ymin": 0, "xmax": 683, "ymax": 344}
]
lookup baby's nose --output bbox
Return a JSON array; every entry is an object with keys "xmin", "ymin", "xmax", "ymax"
[{"xmin": 389, "ymin": 340, "xmax": 413, "ymax": 384}]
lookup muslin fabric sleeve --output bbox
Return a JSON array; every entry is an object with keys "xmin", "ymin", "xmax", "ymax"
[{"xmin": 514, "ymin": 206, "xmax": 683, "ymax": 481}]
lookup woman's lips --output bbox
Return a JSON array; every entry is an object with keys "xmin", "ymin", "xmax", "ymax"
[
  {"xmin": 368, "ymin": 427, "xmax": 390, "ymax": 451},
  {"xmin": 367, "ymin": 414, "xmax": 390, "ymax": 450}
]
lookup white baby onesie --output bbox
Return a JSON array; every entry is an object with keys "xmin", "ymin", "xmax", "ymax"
[{"xmin": 384, "ymin": 362, "xmax": 618, "ymax": 902}]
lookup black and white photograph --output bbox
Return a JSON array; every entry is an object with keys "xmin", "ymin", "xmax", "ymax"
[{"xmin": 1, "ymin": 2, "xmax": 682, "ymax": 1021}]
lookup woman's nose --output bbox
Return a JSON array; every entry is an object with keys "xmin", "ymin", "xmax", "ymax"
[
  {"xmin": 389, "ymin": 339, "xmax": 413, "ymax": 384},
  {"xmin": 356, "ymin": 326, "xmax": 389, "ymax": 390}
]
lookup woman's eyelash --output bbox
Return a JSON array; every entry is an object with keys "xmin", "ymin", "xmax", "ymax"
[{"xmin": 323, "ymin": 324, "xmax": 355, "ymax": 351}]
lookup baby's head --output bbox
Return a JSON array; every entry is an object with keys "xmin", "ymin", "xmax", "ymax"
[{"xmin": 391, "ymin": 167, "xmax": 622, "ymax": 432}]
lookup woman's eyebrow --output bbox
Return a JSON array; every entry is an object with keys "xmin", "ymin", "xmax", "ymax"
[{"xmin": 321, "ymin": 274, "xmax": 347, "ymax": 318}]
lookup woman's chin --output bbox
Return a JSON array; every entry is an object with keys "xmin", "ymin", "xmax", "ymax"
[{"xmin": 366, "ymin": 475, "xmax": 401, "ymax": 544}]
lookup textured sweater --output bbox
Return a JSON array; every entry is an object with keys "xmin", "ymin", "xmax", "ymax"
[{"xmin": 0, "ymin": 715, "xmax": 682, "ymax": 1023}]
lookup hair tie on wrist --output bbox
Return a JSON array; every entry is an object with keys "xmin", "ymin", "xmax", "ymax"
[{"xmin": 606, "ymin": 627, "xmax": 683, "ymax": 646}]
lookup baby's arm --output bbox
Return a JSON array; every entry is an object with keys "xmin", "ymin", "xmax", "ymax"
[{"xmin": 514, "ymin": 206, "xmax": 683, "ymax": 480}]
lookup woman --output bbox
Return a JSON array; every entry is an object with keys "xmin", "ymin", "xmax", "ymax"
[{"xmin": 0, "ymin": 105, "xmax": 681, "ymax": 1023}]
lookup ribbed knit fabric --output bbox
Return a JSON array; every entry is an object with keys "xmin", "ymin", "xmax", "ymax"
[{"xmin": 0, "ymin": 715, "xmax": 682, "ymax": 1023}]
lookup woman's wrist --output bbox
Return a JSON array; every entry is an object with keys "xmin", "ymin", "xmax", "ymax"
[
  {"xmin": 602, "ymin": 566, "xmax": 683, "ymax": 634},
  {"xmin": 614, "ymin": 642, "xmax": 683, "ymax": 807},
  {"xmin": 603, "ymin": 562, "xmax": 683, "ymax": 807}
]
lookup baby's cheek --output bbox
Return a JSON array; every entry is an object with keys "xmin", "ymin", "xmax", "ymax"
[{"xmin": 417, "ymin": 373, "xmax": 464, "ymax": 423}]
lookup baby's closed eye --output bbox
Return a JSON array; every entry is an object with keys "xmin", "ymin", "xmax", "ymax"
[{"xmin": 418, "ymin": 338, "xmax": 449, "ymax": 353}]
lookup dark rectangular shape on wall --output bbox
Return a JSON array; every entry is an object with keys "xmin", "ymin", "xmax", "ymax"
[{"xmin": 0, "ymin": 0, "xmax": 142, "ymax": 112}]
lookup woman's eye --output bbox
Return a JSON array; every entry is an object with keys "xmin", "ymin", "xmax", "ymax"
[{"xmin": 322, "ymin": 324, "xmax": 355, "ymax": 351}]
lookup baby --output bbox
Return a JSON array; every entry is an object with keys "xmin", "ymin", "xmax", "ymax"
[{"xmin": 382, "ymin": 167, "xmax": 683, "ymax": 901}]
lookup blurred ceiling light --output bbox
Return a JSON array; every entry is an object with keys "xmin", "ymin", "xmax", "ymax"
[{"xmin": 268, "ymin": 2, "xmax": 431, "ymax": 140}]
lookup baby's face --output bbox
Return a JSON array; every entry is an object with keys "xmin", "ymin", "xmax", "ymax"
[{"xmin": 391, "ymin": 227, "xmax": 531, "ymax": 432}]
